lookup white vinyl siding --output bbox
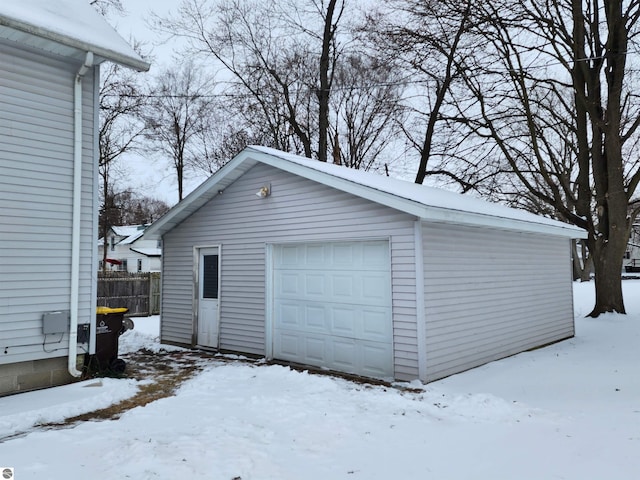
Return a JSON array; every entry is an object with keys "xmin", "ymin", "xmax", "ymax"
[
  {"xmin": 0, "ymin": 39, "xmax": 97, "ymax": 365},
  {"xmin": 422, "ymin": 222, "xmax": 574, "ymax": 382},
  {"xmin": 162, "ymin": 163, "xmax": 419, "ymax": 380}
]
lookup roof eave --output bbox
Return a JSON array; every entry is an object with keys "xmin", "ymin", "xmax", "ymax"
[
  {"xmin": 417, "ymin": 207, "xmax": 587, "ymax": 239},
  {"xmin": 0, "ymin": 16, "xmax": 150, "ymax": 71},
  {"xmin": 249, "ymin": 148, "xmax": 586, "ymax": 239}
]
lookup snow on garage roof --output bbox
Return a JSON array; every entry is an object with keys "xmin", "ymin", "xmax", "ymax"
[
  {"xmin": 0, "ymin": 0, "xmax": 149, "ymax": 71},
  {"xmin": 144, "ymin": 146, "xmax": 587, "ymax": 240}
]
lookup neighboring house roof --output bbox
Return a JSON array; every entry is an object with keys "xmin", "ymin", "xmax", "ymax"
[
  {"xmin": 130, "ymin": 247, "xmax": 162, "ymax": 257},
  {"xmin": 118, "ymin": 231, "xmax": 145, "ymax": 245},
  {"xmin": 0, "ymin": 0, "xmax": 150, "ymax": 71},
  {"xmin": 107, "ymin": 225, "xmax": 149, "ymax": 245},
  {"xmin": 111, "ymin": 225, "xmax": 146, "ymax": 237},
  {"xmin": 144, "ymin": 146, "xmax": 587, "ymax": 240},
  {"xmin": 98, "ymin": 225, "xmax": 150, "ymax": 248}
]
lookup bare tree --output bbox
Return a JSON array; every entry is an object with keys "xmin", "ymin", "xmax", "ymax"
[
  {"xmin": 144, "ymin": 61, "xmax": 217, "ymax": 201},
  {"xmin": 365, "ymin": 0, "xmax": 479, "ymax": 187},
  {"xmin": 98, "ymin": 61, "xmax": 148, "ymax": 270},
  {"xmin": 90, "ymin": 0, "xmax": 124, "ymax": 16},
  {"xmin": 153, "ymin": 0, "xmax": 348, "ymax": 162},
  {"xmin": 99, "ymin": 189, "xmax": 170, "ymax": 239},
  {"xmin": 456, "ymin": 0, "xmax": 640, "ymax": 316},
  {"xmin": 190, "ymin": 121, "xmax": 271, "ymax": 175},
  {"xmin": 329, "ymin": 54, "xmax": 405, "ymax": 171}
]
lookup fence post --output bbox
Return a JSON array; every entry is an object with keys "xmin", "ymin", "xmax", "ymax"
[{"xmin": 149, "ymin": 273, "xmax": 153, "ymax": 316}]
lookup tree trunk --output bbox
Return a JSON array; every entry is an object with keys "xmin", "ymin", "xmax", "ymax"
[
  {"xmin": 588, "ymin": 235, "xmax": 627, "ymax": 316},
  {"xmin": 317, "ymin": 0, "xmax": 339, "ymax": 163},
  {"xmin": 580, "ymin": 247, "xmax": 593, "ymax": 283},
  {"xmin": 571, "ymin": 240, "xmax": 581, "ymax": 281}
]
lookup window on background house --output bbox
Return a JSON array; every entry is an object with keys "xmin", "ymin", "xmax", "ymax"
[
  {"xmin": 118, "ymin": 259, "xmax": 128, "ymax": 272},
  {"xmin": 156, "ymin": 239, "xmax": 162, "ymax": 248},
  {"xmin": 110, "ymin": 236, "xmax": 115, "ymax": 251},
  {"xmin": 625, "ymin": 251, "xmax": 631, "ymax": 259},
  {"xmin": 137, "ymin": 259, "xmax": 142, "ymax": 272}
]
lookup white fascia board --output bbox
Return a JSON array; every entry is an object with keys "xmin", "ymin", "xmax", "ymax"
[
  {"xmin": 256, "ymin": 154, "xmax": 587, "ymax": 239},
  {"xmin": 419, "ymin": 206, "xmax": 588, "ymax": 238}
]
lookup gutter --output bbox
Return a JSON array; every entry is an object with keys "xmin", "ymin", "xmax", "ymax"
[{"xmin": 68, "ymin": 51, "xmax": 94, "ymax": 378}]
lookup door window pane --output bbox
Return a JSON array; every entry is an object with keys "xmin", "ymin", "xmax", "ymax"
[{"xmin": 203, "ymin": 255, "xmax": 219, "ymax": 299}]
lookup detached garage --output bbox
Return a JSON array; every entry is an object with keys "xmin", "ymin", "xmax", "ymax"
[{"xmin": 144, "ymin": 146, "xmax": 585, "ymax": 382}]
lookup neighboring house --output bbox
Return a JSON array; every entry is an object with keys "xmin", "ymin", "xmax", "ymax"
[
  {"xmin": 144, "ymin": 146, "xmax": 586, "ymax": 383},
  {"xmin": 0, "ymin": 2, "xmax": 149, "ymax": 395},
  {"xmin": 624, "ymin": 223, "xmax": 640, "ymax": 272},
  {"xmin": 99, "ymin": 225, "xmax": 162, "ymax": 273}
]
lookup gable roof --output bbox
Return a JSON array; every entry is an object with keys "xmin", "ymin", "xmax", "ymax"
[
  {"xmin": 144, "ymin": 146, "xmax": 587, "ymax": 240},
  {"xmin": 109, "ymin": 225, "xmax": 148, "ymax": 246},
  {"xmin": 0, "ymin": 0, "xmax": 149, "ymax": 71},
  {"xmin": 98, "ymin": 225, "xmax": 148, "ymax": 247}
]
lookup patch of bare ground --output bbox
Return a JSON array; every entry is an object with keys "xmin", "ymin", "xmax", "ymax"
[
  {"xmin": 0, "ymin": 349, "xmax": 224, "ymax": 442},
  {"xmin": 1, "ymin": 349, "xmax": 420, "ymax": 443},
  {"xmin": 49, "ymin": 349, "xmax": 218, "ymax": 426}
]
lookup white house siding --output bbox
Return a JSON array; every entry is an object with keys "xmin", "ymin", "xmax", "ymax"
[
  {"xmin": 161, "ymin": 163, "xmax": 420, "ymax": 380},
  {"xmin": 99, "ymin": 239, "xmax": 161, "ymax": 272},
  {"xmin": 421, "ymin": 222, "xmax": 574, "ymax": 382},
  {"xmin": 0, "ymin": 39, "xmax": 97, "ymax": 366}
]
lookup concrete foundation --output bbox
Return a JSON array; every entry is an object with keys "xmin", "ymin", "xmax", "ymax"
[{"xmin": 0, "ymin": 356, "xmax": 76, "ymax": 396}]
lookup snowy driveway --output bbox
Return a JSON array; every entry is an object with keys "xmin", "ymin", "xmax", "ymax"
[{"xmin": 0, "ymin": 281, "xmax": 639, "ymax": 479}]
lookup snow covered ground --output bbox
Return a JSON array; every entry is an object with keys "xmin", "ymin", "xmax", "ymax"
[{"xmin": 1, "ymin": 281, "xmax": 639, "ymax": 479}]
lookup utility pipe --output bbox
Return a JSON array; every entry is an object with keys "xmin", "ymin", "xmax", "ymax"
[{"xmin": 68, "ymin": 51, "xmax": 94, "ymax": 378}]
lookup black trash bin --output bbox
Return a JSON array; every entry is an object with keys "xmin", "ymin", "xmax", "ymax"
[{"xmin": 93, "ymin": 307, "xmax": 133, "ymax": 373}]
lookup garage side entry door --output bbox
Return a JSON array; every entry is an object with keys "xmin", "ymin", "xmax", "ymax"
[{"xmin": 272, "ymin": 240, "xmax": 393, "ymax": 379}]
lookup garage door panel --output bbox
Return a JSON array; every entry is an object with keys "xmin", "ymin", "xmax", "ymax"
[
  {"xmin": 363, "ymin": 242, "xmax": 390, "ymax": 266},
  {"xmin": 332, "ymin": 274, "xmax": 354, "ymax": 298},
  {"xmin": 277, "ymin": 303, "xmax": 301, "ymax": 327},
  {"xmin": 306, "ymin": 244, "xmax": 326, "ymax": 265},
  {"xmin": 362, "ymin": 343, "xmax": 394, "ymax": 377},
  {"xmin": 276, "ymin": 301, "xmax": 327, "ymax": 332},
  {"xmin": 277, "ymin": 332, "xmax": 301, "ymax": 357},
  {"xmin": 279, "ymin": 272, "xmax": 301, "ymax": 295},
  {"xmin": 279, "ymin": 245, "xmax": 301, "ymax": 266},
  {"xmin": 332, "ymin": 244, "xmax": 356, "ymax": 266},
  {"xmin": 305, "ymin": 336, "xmax": 328, "ymax": 362},
  {"xmin": 333, "ymin": 338, "xmax": 358, "ymax": 371},
  {"xmin": 306, "ymin": 273, "xmax": 326, "ymax": 296},
  {"xmin": 362, "ymin": 309, "xmax": 392, "ymax": 340},
  {"xmin": 306, "ymin": 304, "xmax": 328, "ymax": 330},
  {"xmin": 363, "ymin": 274, "xmax": 391, "ymax": 303},
  {"xmin": 331, "ymin": 306, "xmax": 358, "ymax": 336},
  {"xmin": 276, "ymin": 242, "xmax": 390, "ymax": 271},
  {"xmin": 273, "ymin": 240, "xmax": 393, "ymax": 379}
]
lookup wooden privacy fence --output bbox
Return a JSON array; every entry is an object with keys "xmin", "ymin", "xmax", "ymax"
[{"xmin": 97, "ymin": 272, "xmax": 161, "ymax": 316}]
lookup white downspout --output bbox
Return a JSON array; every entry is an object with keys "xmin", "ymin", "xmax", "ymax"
[{"xmin": 69, "ymin": 52, "xmax": 94, "ymax": 378}]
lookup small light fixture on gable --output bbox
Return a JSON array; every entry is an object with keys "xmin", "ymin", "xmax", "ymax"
[{"xmin": 256, "ymin": 185, "xmax": 270, "ymax": 198}]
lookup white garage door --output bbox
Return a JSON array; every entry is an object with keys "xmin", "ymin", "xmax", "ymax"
[{"xmin": 272, "ymin": 240, "xmax": 393, "ymax": 378}]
